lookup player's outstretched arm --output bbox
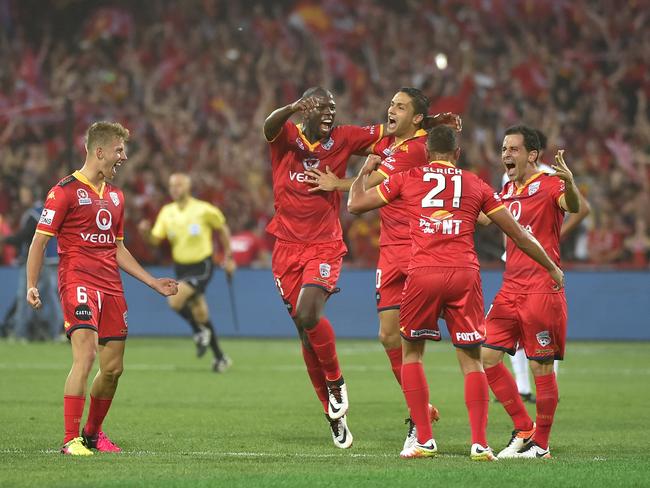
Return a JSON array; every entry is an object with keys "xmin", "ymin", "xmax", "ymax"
[
  {"xmin": 25, "ymin": 232, "xmax": 51, "ymax": 309},
  {"xmin": 263, "ymin": 96, "xmax": 319, "ymax": 142},
  {"xmin": 306, "ymin": 164, "xmax": 385, "ymax": 193},
  {"xmin": 348, "ymin": 155, "xmax": 388, "ymax": 214},
  {"xmin": 553, "ymin": 149, "xmax": 581, "ymax": 213},
  {"xmin": 115, "ymin": 240, "xmax": 178, "ymax": 296},
  {"xmin": 489, "ymin": 207, "xmax": 565, "ymax": 289}
]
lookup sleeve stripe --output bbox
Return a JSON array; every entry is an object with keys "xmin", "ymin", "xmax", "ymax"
[
  {"xmin": 377, "ymin": 169, "xmax": 389, "ymax": 179},
  {"xmin": 116, "ymin": 236, "xmax": 124, "ymax": 240},
  {"xmin": 485, "ymin": 204, "xmax": 505, "ymax": 216},
  {"xmin": 376, "ymin": 185, "xmax": 390, "ymax": 204},
  {"xmin": 367, "ymin": 124, "xmax": 384, "ymax": 153},
  {"xmin": 35, "ymin": 229, "xmax": 55, "ymax": 237}
]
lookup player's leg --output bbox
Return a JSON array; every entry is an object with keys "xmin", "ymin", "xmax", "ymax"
[
  {"xmin": 168, "ymin": 281, "xmax": 209, "ymax": 356},
  {"xmin": 82, "ymin": 293, "xmax": 128, "ymax": 452},
  {"xmin": 512, "ymin": 293, "xmax": 566, "ymax": 459},
  {"xmin": 510, "ymin": 346, "xmax": 535, "ymax": 401},
  {"xmin": 190, "ymin": 294, "xmax": 231, "ymax": 372},
  {"xmin": 83, "ymin": 339, "xmax": 125, "ymax": 452},
  {"xmin": 61, "ymin": 329, "xmax": 98, "ymax": 455},
  {"xmin": 378, "ymin": 309, "xmax": 402, "ymax": 383},
  {"xmin": 295, "ymin": 285, "xmax": 347, "ymax": 418}
]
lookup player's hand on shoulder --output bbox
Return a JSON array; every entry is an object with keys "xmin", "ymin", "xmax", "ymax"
[
  {"xmin": 290, "ymin": 96, "xmax": 319, "ymax": 115},
  {"xmin": 551, "ymin": 150, "xmax": 574, "ymax": 183},
  {"xmin": 426, "ymin": 112, "xmax": 462, "ymax": 132},
  {"xmin": 223, "ymin": 255, "xmax": 237, "ymax": 278},
  {"xmin": 154, "ymin": 278, "xmax": 179, "ymax": 296},
  {"xmin": 26, "ymin": 287, "xmax": 42, "ymax": 309},
  {"xmin": 306, "ymin": 166, "xmax": 340, "ymax": 193}
]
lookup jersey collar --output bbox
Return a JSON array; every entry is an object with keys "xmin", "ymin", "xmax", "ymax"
[
  {"xmin": 390, "ymin": 129, "xmax": 428, "ymax": 151},
  {"xmin": 514, "ymin": 171, "xmax": 544, "ymax": 195},
  {"xmin": 73, "ymin": 170, "xmax": 105, "ymax": 198},
  {"xmin": 296, "ymin": 124, "xmax": 324, "ymax": 152},
  {"xmin": 429, "ymin": 160, "xmax": 456, "ymax": 168}
]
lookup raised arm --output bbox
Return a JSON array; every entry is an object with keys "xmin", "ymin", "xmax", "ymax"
[
  {"xmin": 263, "ymin": 96, "xmax": 319, "ymax": 142},
  {"xmin": 553, "ymin": 150, "xmax": 581, "ymax": 214},
  {"xmin": 488, "ymin": 207, "xmax": 564, "ymax": 289}
]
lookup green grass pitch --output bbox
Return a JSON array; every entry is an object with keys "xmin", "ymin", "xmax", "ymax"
[{"xmin": 0, "ymin": 338, "xmax": 648, "ymax": 487}]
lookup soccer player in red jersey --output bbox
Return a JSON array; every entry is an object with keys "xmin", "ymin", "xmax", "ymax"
[
  {"xmin": 305, "ymin": 87, "xmax": 460, "ymax": 448},
  {"xmin": 481, "ymin": 125, "xmax": 581, "ymax": 459},
  {"xmin": 347, "ymin": 125, "xmax": 564, "ymax": 460},
  {"xmin": 26, "ymin": 122, "xmax": 178, "ymax": 456},
  {"xmin": 263, "ymin": 87, "xmax": 383, "ymax": 448}
]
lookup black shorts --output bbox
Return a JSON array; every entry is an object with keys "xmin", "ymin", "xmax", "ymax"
[{"xmin": 175, "ymin": 258, "xmax": 214, "ymax": 294}]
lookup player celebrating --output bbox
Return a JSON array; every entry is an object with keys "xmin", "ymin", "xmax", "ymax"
[
  {"xmin": 482, "ymin": 125, "xmax": 581, "ymax": 459},
  {"xmin": 305, "ymin": 87, "xmax": 460, "ymax": 448},
  {"xmin": 263, "ymin": 87, "xmax": 383, "ymax": 448},
  {"xmin": 139, "ymin": 173, "xmax": 235, "ymax": 372},
  {"xmin": 26, "ymin": 122, "xmax": 178, "ymax": 455},
  {"xmin": 347, "ymin": 126, "xmax": 564, "ymax": 460}
]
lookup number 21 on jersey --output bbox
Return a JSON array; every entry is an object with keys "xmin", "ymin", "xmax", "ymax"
[{"xmin": 421, "ymin": 173, "xmax": 462, "ymax": 209}]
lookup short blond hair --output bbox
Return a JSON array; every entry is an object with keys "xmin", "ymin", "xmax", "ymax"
[{"xmin": 85, "ymin": 121, "xmax": 130, "ymax": 151}]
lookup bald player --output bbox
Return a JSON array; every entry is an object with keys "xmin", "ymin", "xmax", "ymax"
[{"xmin": 139, "ymin": 173, "xmax": 236, "ymax": 372}]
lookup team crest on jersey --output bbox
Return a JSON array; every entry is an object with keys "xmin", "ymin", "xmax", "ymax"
[
  {"xmin": 536, "ymin": 331, "xmax": 551, "ymax": 347},
  {"xmin": 295, "ymin": 138, "xmax": 305, "ymax": 150},
  {"xmin": 319, "ymin": 263, "xmax": 331, "ymax": 278},
  {"xmin": 39, "ymin": 209, "xmax": 56, "ymax": 226},
  {"xmin": 77, "ymin": 188, "xmax": 92, "ymax": 205},
  {"xmin": 528, "ymin": 181, "xmax": 541, "ymax": 196},
  {"xmin": 503, "ymin": 184, "xmax": 514, "ymax": 199},
  {"xmin": 109, "ymin": 191, "xmax": 120, "ymax": 206},
  {"xmin": 321, "ymin": 137, "xmax": 334, "ymax": 150},
  {"xmin": 303, "ymin": 157, "xmax": 320, "ymax": 171}
]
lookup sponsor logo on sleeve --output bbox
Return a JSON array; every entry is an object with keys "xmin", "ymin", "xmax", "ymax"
[
  {"xmin": 528, "ymin": 181, "xmax": 541, "ymax": 196},
  {"xmin": 77, "ymin": 188, "xmax": 92, "ymax": 205},
  {"xmin": 109, "ymin": 191, "xmax": 120, "ymax": 206},
  {"xmin": 319, "ymin": 263, "xmax": 331, "ymax": 278},
  {"xmin": 295, "ymin": 138, "xmax": 305, "ymax": 150},
  {"xmin": 39, "ymin": 209, "xmax": 56, "ymax": 226},
  {"xmin": 536, "ymin": 331, "xmax": 551, "ymax": 347}
]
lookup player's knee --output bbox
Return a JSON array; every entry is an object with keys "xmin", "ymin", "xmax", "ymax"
[
  {"xmin": 481, "ymin": 348, "xmax": 501, "ymax": 369},
  {"xmin": 168, "ymin": 296, "xmax": 184, "ymax": 311},
  {"xmin": 294, "ymin": 310, "xmax": 319, "ymax": 330},
  {"xmin": 73, "ymin": 351, "xmax": 97, "ymax": 375},
  {"xmin": 378, "ymin": 328, "xmax": 400, "ymax": 348},
  {"xmin": 193, "ymin": 308, "xmax": 209, "ymax": 324},
  {"xmin": 102, "ymin": 365, "xmax": 124, "ymax": 384}
]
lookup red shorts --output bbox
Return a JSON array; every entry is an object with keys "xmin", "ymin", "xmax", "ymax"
[
  {"xmin": 484, "ymin": 290, "xmax": 567, "ymax": 360},
  {"xmin": 399, "ymin": 267, "xmax": 486, "ymax": 347},
  {"xmin": 61, "ymin": 285, "xmax": 128, "ymax": 344},
  {"xmin": 376, "ymin": 244, "xmax": 410, "ymax": 311},
  {"xmin": 272, "ymin": 239, "xmax": 346, "ymax": 316}
]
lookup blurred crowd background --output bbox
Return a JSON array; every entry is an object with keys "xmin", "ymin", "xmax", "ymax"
[{"xmin": 1, "ymin": 0, "xmax": 649, "ymax": 269}]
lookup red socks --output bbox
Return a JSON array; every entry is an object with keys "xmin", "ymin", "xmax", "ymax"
[
  {"xmin": 401, "ymin": 362, "xmax": 432, "ymax": 444},
  {"xmin": 83, "ymin": 396, "xmax": 114, "ymax": 437},
  {"xmin": 464, "ymin": 371, "xmax": 489, "ymax": 446},
  {"xmin": 533, "ymin": 373, "xmax": 558, "ymax": 449},
  {"xmin": 485, "ymin": 363, "xmax": 533, "ymax": 431},
  {"xmin": 301, "ymin": 343, "xmax": 329, "ymax": 412},
  {"xmin": 63, "ymin": 395, "xmax": 86, "ymax": 444},
  {"xmin": 385, "ymin": 347, "xmax": 402, "ymax": 385},
  {"xmin": 304, "ymin": 317, "xmax": 341, "ymax": 382}
]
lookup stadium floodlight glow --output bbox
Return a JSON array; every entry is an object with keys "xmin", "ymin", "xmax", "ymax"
[{"xmin": 435, "ymin": 53, "xmax": 448, "ymax": 70}]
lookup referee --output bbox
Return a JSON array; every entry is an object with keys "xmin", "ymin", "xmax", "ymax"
[{"xmin": 139, "ymin": 173, "xmax": 236, "ymax": 372}]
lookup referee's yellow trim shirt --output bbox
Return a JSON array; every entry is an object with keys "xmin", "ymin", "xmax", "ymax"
[{"xmin": 151, "ymin": 197, "xmax": 226, "ymax": 264}]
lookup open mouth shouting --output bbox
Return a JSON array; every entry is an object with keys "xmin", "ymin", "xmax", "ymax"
[
  {"xmin": 320, "ymin": 116, "xmax": 333, "ymax": 134},
  {"xmin": 504, "ymin": 158, "xmax": 517, "ymax": 178},
  {"xmin": 387, "ymin": 115, "xmax": 397, "ymax": 132},
  {"xmin": 111, "ymin": 161, "xmax": 123, "ymax": 177}
]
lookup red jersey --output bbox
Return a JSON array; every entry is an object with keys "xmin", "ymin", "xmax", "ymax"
[
  {"xmin": 372, "ymin": 129, "xmax": 428, "ymax": 246},
  {"xmin": 377, "ymin": 161, "xmax": 503, "ymax": 271},
  {"xmin": 500, "ymin": 172, "xmax": 565, "ymax": 293},
  {"xmin": 36, "ymin": 171, "xmax": 125, "ymax": 295},
  {"xmin": 266, "ymin": 121, "xmax": 383, "ymax": 243}
]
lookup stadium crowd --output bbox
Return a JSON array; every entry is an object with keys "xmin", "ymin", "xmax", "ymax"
[{"xmin": 1, "ymin": 0, "xmax": 649, "ymax": 268}]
